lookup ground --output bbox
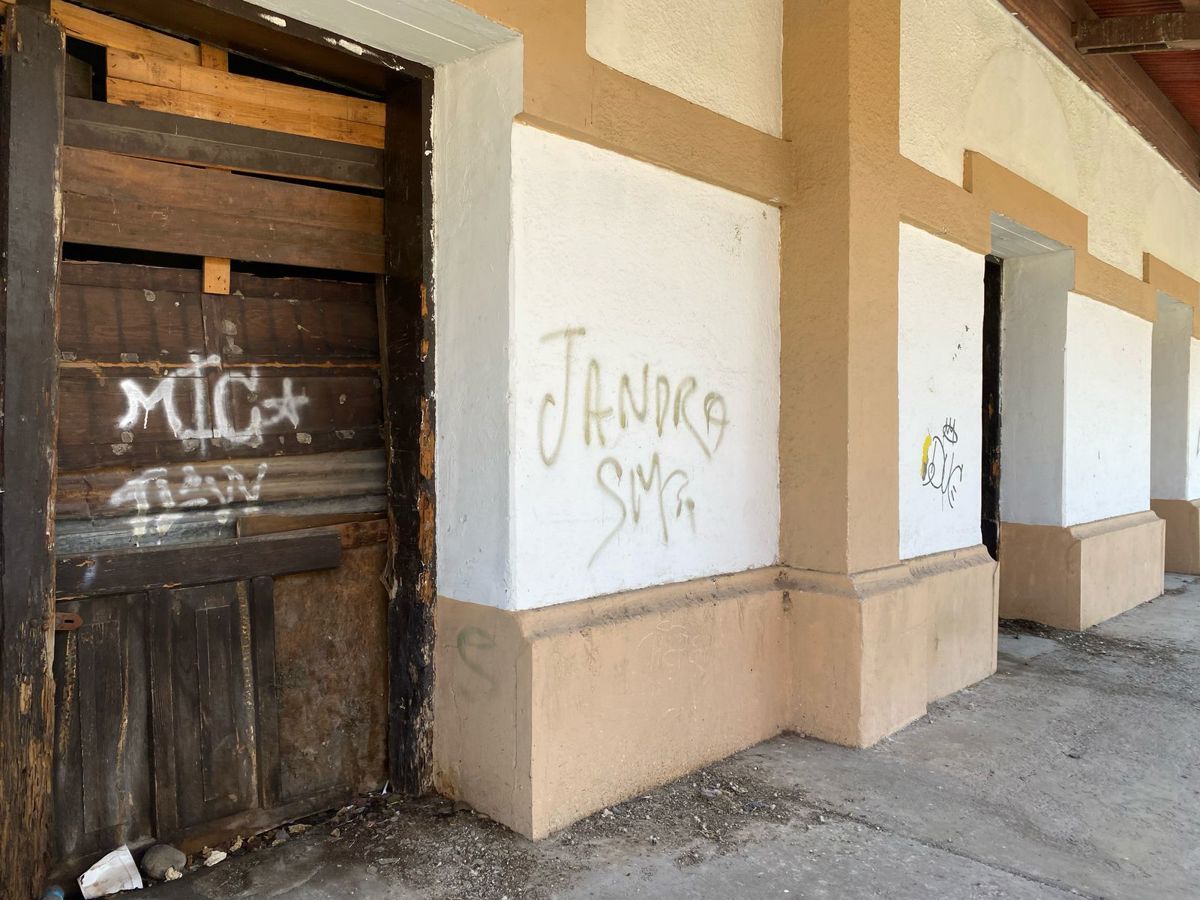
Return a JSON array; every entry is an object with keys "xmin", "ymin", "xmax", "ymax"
[{"xmin": 141, "ymin": 575, "xmax": 1200, "ymax": 899}]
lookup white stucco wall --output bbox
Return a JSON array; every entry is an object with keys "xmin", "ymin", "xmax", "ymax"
[
  {"xmin": 585, "ymin": 0, "xmax": 783, "ymax": 137},
  {"xmin": 1188, "ymin": 340, "xmax": 1200, "ymax": 500},
  {"xmin": 432, "ymin": 41, "xmax": 523, "ymax": 606},
  {"xmin": 509, "ymin": 124, "xmax": 781, "ymax": 608},
  {"xmin": 900, "ymin": 0, "xmax": 1200, "ymax": 283},
  {"xmin": 998, "ymin": 252, "xmax": 1072, "ymax": 527},
  {"xmin": 897, "ymin": 224, "xmax": 985, "ymax": 560},
  {"xmin": 1062, "ymin": 294, "xmax": 1153, "ymax": 525},
  {"xmin": 1151, "ymin": 294, "xmax": 1192, "ymax": 501}
]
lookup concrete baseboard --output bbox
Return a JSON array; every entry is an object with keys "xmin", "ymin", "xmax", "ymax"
[
  {"xmin": 1150, "ymin": 498, "xmax": 1200, "ymax": 574},
  {"xmin": 433, "ymin": 548, "xmax": 998, "ymax": 839},
  {"xmin": 999, "ymin": 511, "xmax": 1165, "ymax": 630}
]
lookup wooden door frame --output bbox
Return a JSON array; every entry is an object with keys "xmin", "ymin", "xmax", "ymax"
[{"xmin": 0, "ymin": 2, "xmax": 435, "ymax": 892}]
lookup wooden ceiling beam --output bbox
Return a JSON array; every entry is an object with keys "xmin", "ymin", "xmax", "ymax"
[
  {"xmin": 1000, "ymin": 0, "xmax": 1200, "ymax": 185},
  {"xmin": 1076, "ymin": 11, "xmax": 1200, "ymax": 54}
]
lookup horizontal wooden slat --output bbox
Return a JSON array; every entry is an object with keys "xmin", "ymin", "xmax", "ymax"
[
  {"xmin": 62, "ymin": 147, "xmax": 384, "ymax": 272},
  {"xmin": 58, "ymin": 366, "xmax": 383, "ymax": 470},
  {"xmin": 107, "ymin": 47, "xmax": 385, "ymax": 148},
  {"xmin": 0, "ymin": 0, "xmax": 204, "ymax": 63},
  {"xmin": 64, "ymin": 97, "xmax": 385, "ymax": 188},
  {"xmin": 59, "ymin": 282, "xmax": 207, "ymax": 364},
  {"xmin": 57, "ymin": 448, "xmax": 386, "ymax": 520},
  {"xmin": 55, "ymin": 531, "xmax": 342, "ymax": 598}
]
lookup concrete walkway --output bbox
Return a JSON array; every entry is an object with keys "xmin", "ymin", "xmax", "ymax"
[{"xmin": 143, "ymin": 575, "xmax": 1200, "ymax": 899}]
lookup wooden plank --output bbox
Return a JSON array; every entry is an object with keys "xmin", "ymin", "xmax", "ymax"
[
  {"xmin": 52, "ymin": 594, "xmax": 153, "ymax": 863},
  {"xmin": 216, "ymin": 285, "xmax": 379, "ymax": 363},
  {"xmin": 204, "ymin": 257, "xmax": 231, "ymax": 295},
  {"xmin": 107, "ymin": 47, "xmax": 385, "ymax": 148},
  {"xmin": 381, "ymin": 76, "xmax": 436, "ymax": 795},
  {"xmin": 249, "ymin": 576, "xmax": 281, "ymax": 808},
  {"xmin": 199, "ymin": 42, "xmax": 227, "ymax": 70},
  {"xmin": 59, "ymin": 280, "xmax": 207, "ymax": 364},
  {"xmin": 57, "ymin": 365, "xmax": 383, "ymax": 470},
  {"xmin": 238, "ymin": 514, "xmax": 387, "ymax": 547},
  {"xmin": 64, "ymin": 97, "xmax": 385, "ymax": 188},
  {"xmin": 56, "ymin": 530, "xmax": 342, "ymax": 597},
  {"xmin": 0, "ymin": 6, "xmax": 65, "ymax": 898},
  {"xmin": 62, "ymin": 147, "xmax": 384, "ymax": 272},
  {"xmin": 1076, "ymin": 12, "xmax": 1200, "ymax": 55},
  {"xmin": 62, "ymin": 257, "xmax": 201, "ymax": 292},
  {"xmin": 147, "ymin": 588, "xmax": 180, "ymax": 836},
  {"xmin": 56, "ymin": 448, "xmax": 387, "ymax": 520},
  {"xmin": 32, "ymin": 0, "xmax": 201, "ymax": 63}
]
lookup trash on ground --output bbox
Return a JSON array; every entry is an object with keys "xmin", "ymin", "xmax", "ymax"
[
  {"xmin": 140, "ymin": 844, "xmax": 186, "ymax": 881},
  {"xmin": 78, "ymin": 846, "xmax": 143, "ymax": 898}
]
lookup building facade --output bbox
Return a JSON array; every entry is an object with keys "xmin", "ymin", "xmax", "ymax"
[{"xmin": 2, "ymin": 0, "xmax": 1198, "ymax": 893}]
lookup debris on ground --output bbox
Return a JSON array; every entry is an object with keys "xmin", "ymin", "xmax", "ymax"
[
  {"xmin": 202, "ymin": 848, "xmax": 227, "ymax": 868},
  {"xmin": 141, "ymin": 844, "xmax": 186, "ymax": 881},
  {"xmin": 78, "ymin": 845, "xmax": 143, "ymax": 898}
]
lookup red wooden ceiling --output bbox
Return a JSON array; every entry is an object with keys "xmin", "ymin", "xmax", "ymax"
[{"xmin": 1086, "ymin": 0, "xmax": 1200, "ymax": 132}]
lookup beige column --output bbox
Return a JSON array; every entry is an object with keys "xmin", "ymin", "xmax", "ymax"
[{"xmin": 781, "ymin": 0, "xmax": 996, "ymax": 746}]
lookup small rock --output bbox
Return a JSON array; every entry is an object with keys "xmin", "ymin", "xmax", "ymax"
[
  {"xmin": 141, "ymin": 843, "xmax": 187, "ymax": 881},
  {"xmin": 287, "ymin": 824, "xmax": 309, "ymax": 835},
  {"xmin": 229, "ymin": 836, "xmax": 243, "ymax": 852},
  {"xmin": 203, "ymin": 849, "xmax": 227, "ymax": 868},
  {"xmin": 164, "ymin": 868, "xmax": 182, "ymax": 882},
  {"xmin": 271, "ymin": 829, "xmax": 290, "ymax": 846}
]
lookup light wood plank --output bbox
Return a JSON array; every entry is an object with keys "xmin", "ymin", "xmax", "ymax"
[
  {"xmin": 0, "ymin": 0, "xmax": 203, "ymax": 63},
  {"xmin": 203, "ymin": 257, "xmax": 230, "ymax": 295}
]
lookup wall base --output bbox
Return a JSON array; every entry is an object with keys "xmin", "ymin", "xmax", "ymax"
[
  {"xmin": 434, "ymin": 546, "xmax": 997, "ymax": 839},
  {"xmin": 999, "ymin": 511, "xmax": 1165, "ymax": 630},
  {"xmin": 1150, "ymin": 499, "xmax": 1200, "ymax": 574}
]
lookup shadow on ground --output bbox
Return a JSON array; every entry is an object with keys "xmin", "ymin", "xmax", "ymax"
[{"xmin": 141, "ymin": 575, "xmax": 1200, "ymax": 899}]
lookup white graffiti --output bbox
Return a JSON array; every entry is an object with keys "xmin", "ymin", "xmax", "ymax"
[
  {"xmin": 109, "ymin": 462, "xmax": 269, "ymax": 537},
  {"xmin": 117, "ymin": 353, "xmax": 310, "ymax": 449}
]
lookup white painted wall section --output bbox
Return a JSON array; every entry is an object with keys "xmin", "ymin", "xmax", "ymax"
[
  {"xmin": 998, "ymin": 251, "xmax": 1072, "ymax": 527},
  {"xmin": 585, "ymin": 0, "xmax": 783, "ymax": 136},
  {"xmin": 900, "ymin": 0, "xmax": 1200, "ymax": 284},
  {"xmin": 1188, "ymin": 339, "xmax": 1200, "ymax": 499},
  {"xmin": 510, "ymin": 124, "xmax": 781, "ymax": 608},
  {"xmin": 1151, "ymin": 294, "xmax": 1192, "ymax": 501},
  {"xmin": 432, "ymin": 41, "xmax": 523, "ymax": 606},
  {"xmin": 897, "ymin": 224, "xmax": 985, "ymax": 560},
  {"xmin": 1062, "ymin": 294, "xmax": 1153, "ymax": 525}
]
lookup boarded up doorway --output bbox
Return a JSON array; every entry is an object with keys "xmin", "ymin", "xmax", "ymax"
[{"xmin": 0, "ymin": 0, "xmax": 434, "ymax": 882}]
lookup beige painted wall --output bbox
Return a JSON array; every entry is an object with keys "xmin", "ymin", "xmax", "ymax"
[
  {"xmin": 901, "ymin": 0, "xmax": 1200, "ymax": 284},
  {"xmin": 585, "ymin": 0, "xmax": 783, "ymax": 136}
]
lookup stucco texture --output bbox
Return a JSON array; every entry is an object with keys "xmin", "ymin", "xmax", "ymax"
[
  {"xmin": 901, "ymin": 0, "xmax": 1200, "ymax": 283},
  {"xmin": 897, "ymin": 224, "xmax": 985, "ymax": 560},
  {"xmin": 585, "ymin": 0, "xmax": 782, "ymax": 137},
  {"xmin": 510, "ymin": 124, "xmax": 781, "ymax": 609}
]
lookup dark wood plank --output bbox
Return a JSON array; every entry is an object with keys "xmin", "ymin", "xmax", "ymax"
[
  {"xmin": 381, "ymin": 75, "xmax": 435, "ymax": 795},
  {"xmin": 59, "ymin": 281, "xmax": 207, "ymax": 363},
  {"xmin": 57, "ymin": 365, "xmax": 383, "ymax": 470},
  {"xmin": 62, "ymin": 259, "xmax": 201, "ymax": 293},
  {"xmin": 148, "ymin": 588, "xmax": 180, "ymax": 836},
  {"xmin": 52, "ymin": 594, "xmax": 153, "ymax": 863},
  {"xmin": 214, "ymin": 289, "xmax": 379, "ymax": 364},
  {"xmin": 62, "ymin": 147, "xmax": 384, "ymax": 273},
  {"xmin": 56, "ymin": 530, "xmax": 341, "ymax": 597},
  {"xmin": 56, "ymin": 448, "xmax": 386, "ymax": 521},
  {"xmin": 65, "ymin": 96, "xmax": 385, "ymax": 188},
  {"xmin": 249, "ymin": 576, "xmax": 281, "ymax": 808},
  {"xmin": 0, "ymin": 6, "xmax": 65, "ymax": 897}
]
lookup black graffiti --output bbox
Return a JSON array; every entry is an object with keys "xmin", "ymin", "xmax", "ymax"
[{"xmin": 921, "ymin": 418, "xmax": 964, "ymax": 510}]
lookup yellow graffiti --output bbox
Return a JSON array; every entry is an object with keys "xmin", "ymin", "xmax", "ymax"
[{"xmin": 920, "ymin": 433, "xmax": 932, "ymax": 477}]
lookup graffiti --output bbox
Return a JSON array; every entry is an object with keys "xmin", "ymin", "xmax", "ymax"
[
  {"xmin": 117, "ymin": 353, "xmax": 310, "ymax": 450},
  {"xmin": 921, "ymin": 418, "xmax": 964, "ymax": 510},
  {"xmin": 109, "ymin": 461, "xmax": 269, "ymax": 537},
  {"xmin": 537, "ymin": 328, "xmax": 728, "ymax": 566}
]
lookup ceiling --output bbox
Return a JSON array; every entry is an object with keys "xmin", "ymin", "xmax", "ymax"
[{"xmin": 1086, "ymin": 0, "xmax": 1200, "ymax": 132}]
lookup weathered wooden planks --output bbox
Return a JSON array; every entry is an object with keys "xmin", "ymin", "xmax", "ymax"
[
  {"xmin": 64, "ymin": 97, "xmax": 386, "ymax": 188},
  {"xmin": 56, "ymin": 529, "xmax": 342, "ymax": 597},
  {"xmin": 57, "ymin": 365, "xmax": 383, "ymax": 469},
  {"xmin": 0, "ymin": 0, "xmax": 205, "ymax": 63},
  {"xmin": 63, "ymin": 146, "xmax": 384, "ymax": 272},
  {"xmin": 0, "ymin": 5, "xmax": 66, "ymax": 898},
  {"xmin": 107, "ymin": 47, "xmax": 386, "ymax": 147},
  {"xmin": 56, "ymin": 448, "xmax": 386, "ymax": 520}
]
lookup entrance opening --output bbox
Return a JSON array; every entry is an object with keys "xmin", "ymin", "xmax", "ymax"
[{"xmin": 982, "ymin": 255, "xmax": 1003, "ymax": 560}]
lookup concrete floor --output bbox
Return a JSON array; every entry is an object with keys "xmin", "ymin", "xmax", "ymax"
[{"xmin": 143, "ymin": 574, "xmax": 1200, "ymax": 899}]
